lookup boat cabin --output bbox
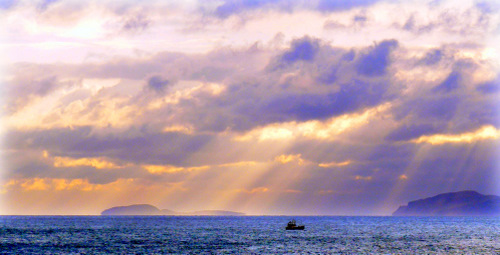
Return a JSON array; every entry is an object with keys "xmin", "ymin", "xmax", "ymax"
[{"xmin": 286, "ymin": 219, "xmax": 305, "ymax": 230}]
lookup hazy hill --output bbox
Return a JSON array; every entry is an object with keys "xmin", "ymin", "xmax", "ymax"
[
  {"xmin": 393, "ymin": 190, "xmax": 500, "ymax": 216},
  {"xmin": 101, "ymin": 204, "xmax": 162, "ymax": 215},
  {"xmin": 101, "ymin": 204, "xmax": 245, "ymax": 216}
]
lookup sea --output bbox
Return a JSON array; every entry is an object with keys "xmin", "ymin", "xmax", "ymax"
[{"xmin": 0, "ymin": 216, "xmax": 499, "ymax": 254}]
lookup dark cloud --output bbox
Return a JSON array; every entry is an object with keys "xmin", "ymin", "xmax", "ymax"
[
  {"xmin": 317, "ymin": 50, "xmax": 356, "ymax": 84},
  {"xmin": 280, "ymin": 36, "xmax": 320, "ymax": 64},
  {"xmin": 122, "ymin": 14, "xmax": 150, "ymax": 33},
  {"xmin": 210, "ymin": 0, "xmax": 382, "ymax": 18},
  {"xmin": 5, "ymin": 76, "xmax": 64, "ymax": 113},
  {"xmin": 413, "ymin": 96, "xmax": 459, "ymax": 121},
  {"xmin": 433, "ymin": 71, "xmax": 461, "ymax": 92},
  {"xmin": 259, "ymin": 79, "xmax": 389, "ymax": 122},
  {"xmin": 316, "ymin": 66, "xmax": 338, "ymax": 84},
  {"xmin": 38, "ymin": 0, "xmax": 59, "ymax": 11},
  {"xmin": 6, "ymin": 127, "xmax": 212, "ymax": 166},
  {"xmin": 353, "ymin": 14, "xmax": 367, "ymax": 23},
  {"xmin": 399, "ymin": 5, "xmax": 494, "ymax": 36},
  {"xmin": 133, "ymin": 37, "xmax": 398, "ymax": 132},
  {"xmin": 355, "ymin": 39, "xmax": 398, "ymax": 76},
  {"xmin": 213, "ymin": 0, "xmax": 293, "ymax": 18},
  {"xmin": 419, "ymin": 49, "xmax": 443, "ymax": 65},
  {"xmin": 317, "ymin": 0, "xmax": 380, "ymax": 12},
  {"xmin": 475, "ymin": 1, "xmax": 500, "ymax": 14},
  {"xmin": 477, "ymin": 76, "xmax": 500, "ymax": 94},
  {"xmin": 2, "ymin": 147, "xmax": 161, "ymax": 185},
  {"xmin": 385, "ymin": 124, "xmax": 438, "ymax": 141},
  {"xmin": 147, "ymin": 75, "xmax": 170, "ymax": 92}
]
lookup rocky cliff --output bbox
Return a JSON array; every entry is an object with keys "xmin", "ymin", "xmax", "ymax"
[{"xmin": 393, "ymin": 190, "xmax": 500, "ymax": 216}]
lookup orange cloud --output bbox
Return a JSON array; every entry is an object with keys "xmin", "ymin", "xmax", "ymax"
[
  {"xmin": 318, "ymin": 160, "xmax": 352, "ymax": 168},
  {"xmin": 143, "ymin": 161, "xmax": 259, "ymax": 175},
  {"xmin": 234, "ymin": 103, "xmax": 391, "ymax": 142},
  {"xmin": 354, "ymin": 175, "xmax": 373, "ymax": 181},
  {"xmin": 53, "ymin": 156, "xmax": 122, "ymax": 169},
  {"xmin": 274, "ymin": 154, "xmax": 304, "ymax": 165},
  {"xmin": 144, "ymin": 165, "xmax": 209, "ymax": 174},
  {"xmin": 235, "ymin": 187, "xmax": 269, "ymax": 194},
  {"xmin": 3, "ymin": 178, "xmax": 104, "ymax": 192},
  {"xmin": 398, "ymin": 174, "xmax": 408, "ymax": 180},
  {"xmin": 413, "ymin": 125, "xmax": 500, "ymax": 144}
]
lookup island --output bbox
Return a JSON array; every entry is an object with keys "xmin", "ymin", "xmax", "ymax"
[
  {"xmin": 393, "ymin": 190, "xmax": 500, "ymax": 216},
  {"xmin": 101, "ymin": 204, "xmax": 245, "ymax": 216}
]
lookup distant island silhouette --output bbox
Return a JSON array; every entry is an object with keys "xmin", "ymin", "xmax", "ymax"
[
  {"xmin": 393, "ymin": 190, "xmax": 500, "ymax": 216},
  {"xmin": 101, "ymin": 204, "xmax": 245, "ymax": 216}
]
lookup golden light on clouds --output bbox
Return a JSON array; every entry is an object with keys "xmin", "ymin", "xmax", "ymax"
[
  {"xmin": 234, "ymin": 187, "xmax": 269, "ymax": 194},
  {"xmin": 144, "ymin": 161, "xmax": 259, "ymax": 175},
  {"xmin": 144, "ymin": 165, "xmax": 209, "ymax": 174},
  {"xmin": 218, "ymin": 161, "xmax": 258, "ymax": 168},
  {"xmin": 147, "ymin": 82, "xmax": 225, "ymax": 110},
  {"xmin": 6, "ymin": 94, "xmax": 137, "ymax": 130},
  {"xmin": 42, "ymin": 151, "xmax": 123, "ymax": 170},
  {"xmin": 4, "ymin": 79, "xmax": 225, "ymax": 131},
  {"xmin": 234, "ymin": 103, "xmax": 391, "ymax": 142},
  {"xmin": 53, "ymin": 157, "xmax": 121, "ymax": 169},
  {"xmin": 414, "ymin": 125, "xmax": 500, "ymax": 145},
  {"xmin": 318, "ymin": 160, "xmax": 352, "ymax": 168},
  {"xmin": 3, "ymin": 178, "xmax": 103, "ymax": 192},
  {"xmin": 274, "ymin": 154, "xmax": 304, "ymax": 165},
  {"xmin": 162, "ymin": 125, "xmax": 194, "ymax": 134},
  {"xmin": 354, "ymin": 175, "xmax": 373, "ymax": 181}
]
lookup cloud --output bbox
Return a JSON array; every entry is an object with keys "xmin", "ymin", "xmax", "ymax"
[
  {"xmin": 121, "ymin": 13, "xmax": 150, "ymax": 33},
  {"xmin": 418, "ymin": 49, "xmax": 443, "ymax": 65},
  {"xmin": 5, "ymin": 75, "xmax": 63, "ymax": 113},
  {"xmin": 385, "ymin": 124, "xmax": 438, "ymax": 142},
  {"xmin": 234, "ymin": 187, "xmax": 269, "ymax": 194},
  {"xmin": 38, "ymin": 0, "xmax": 59, "ymax": 11},
  {"xmin": 355, "ymin": 39, "xmax": 398, "ymax": 76},
  {"xmin": 209, "ymin": 0, "xmax": 384, "ymax": 19},
  {"xmin": 354, "ymin": 175, "xmax": 373, "ymax": 181},
  {"xmin": 212, "ymin": 0, "xmax": 292, "ymax": 18},
  {"xmin": 318, "ymin": 160, "xmax": 352, "ymax": 168},
  {"xmin": 433, "ymin": 71, "xmax": 462, "ymax": 92},
  {"xmin": 274, "ymin": 154, "xmax": 304, "ymax": 165},
  {"xmin": 477, "ymin": 76, "xmax": 500, "ymax": 94},
  {"xmin": 258, "ymin": 79, "xmax": 390, "ymax": 123},
  {"xmin": 317, "ymin": 0, "xmax": 381, "ymax": 12},
  {"xmin": 6, "ymin": 127, "xmax": 213, "ymax": 167},
  {"xmin": 280, "ymin": 36, "xmax": 320, "ymax": 63},
  {"xmin": 147, "ymin": 75, "xmax": 170, "ymax": 93},
  {"xmin": 4, "ymin": 178, "xmax": 103, "ymax": 192},
  {"xmin": 413, "ymin": 125, "xmax": 500, "ymax": 144},
  {"xmin": 52, "ymin": 156, "xmax": 122, "ymax": 169},
  {"xmin": 0, "ymin": 0, "xmax": 16, "ymax": 9},
  {"xmin": 398, "ymin": 3, "xmax": 495, "ymax": 36}
]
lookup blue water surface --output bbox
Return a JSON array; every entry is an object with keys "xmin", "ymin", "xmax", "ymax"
[{"xmin": 0, "ymin": 216, "xmax": 499, "ymax": 254}]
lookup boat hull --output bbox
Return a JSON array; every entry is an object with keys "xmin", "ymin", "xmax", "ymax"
[{"xmin": 286, "ymin": 226, "xmax": 305, "ymax": 230}]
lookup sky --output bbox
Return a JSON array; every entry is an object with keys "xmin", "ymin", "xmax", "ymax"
[{"xmin": 0, "ymin": 0, "xmax": 499, "ymax": 215}]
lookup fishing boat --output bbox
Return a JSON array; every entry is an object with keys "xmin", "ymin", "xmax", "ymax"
[{"xmin": 285, "ymin": 219, "xmax": 304, "ymax": 230}]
